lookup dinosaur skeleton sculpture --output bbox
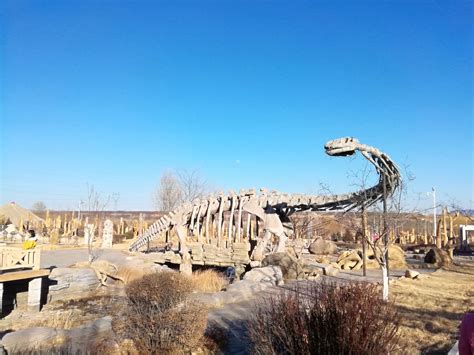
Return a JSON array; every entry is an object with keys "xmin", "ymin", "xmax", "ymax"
[{"xmin": 129, "ymin": 137, "xmax": 401, "ymax": 271}]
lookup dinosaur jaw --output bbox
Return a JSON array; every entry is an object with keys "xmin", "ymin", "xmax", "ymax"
[{"xmin": 325, "ymin": 137, "xmax": 359, "ymax": 157}]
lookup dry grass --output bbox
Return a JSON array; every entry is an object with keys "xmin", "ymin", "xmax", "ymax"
[
  {"xmin": 190, "ymin": 269, "xmax": 228, "ymax": 293},
  {"xmin": 20, "ymin": 309, "xmax": 82, "ymax": 330},
  {"xmin": 116, "ymin": 264, "xmax": 158, "ymax": 284},
  {"xmin": 392, "ymin": 261, "xmax": 474, "ymax": 353}
]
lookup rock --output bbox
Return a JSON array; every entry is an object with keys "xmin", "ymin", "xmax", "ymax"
[
  {"xmin": 309, "ymin": 238, "xmax": 337, "ymax": 255},
  {"xmin": 424, "ymin": 248, "xmax": 452, "ymax": 267},
  {"xmin": 1, "ymin": 317, "xmax": 114, "ymax": 353},
  {"xmin": 405, "ymin": 269, "xmax": 420, "ymax": 279},
  {"xmin": 243, "ymin": 266, "xmax": 284, "ymax": 286},
  {"xmin": 337, "ymin": 250, "xmax": 361, "ymax": 263},
  {"xmin": 336, "ymin": 250, "xmax": 362, "ymax": 270},
  {"xmin": 314, "ymin": 256, "xmax": 330, "ymax": 264},
  {"xmin": 1, "ymin": 327, "xmax": 65, "ymax": 352},
  {"xmin": 67, "ymin": 316, "xmax": 113, "ymax": 351},
  {"xmin": 302, "ymin": 262, "xmax": 325, "ymax": 276},
  {"xmin": 48, "ymin": 267, "xmax": 100, "ymax": 302},
  {"xmin": 261, "ymin": 253, "xmax": 305, "ymax": 280},
  {"xmin": 387, "ymin": 245, "xmax": 407, "ymax": 268},
  {"xmin": 323, "ymin": 264, "xmax": 339, "ymax": 277},
  {"xmin": 330, "ymin": 262, "xmax": 341, "ymax": 270},
  {"xmin": 362, "ymin": 245, "xmax": 407, "ymax": 269},
  {"xmin": 249, "ymin": 260, "xmax": 261, "ymax": 268},
  {"xmin": 221, "ymin": 279, "xmax": 271, "ymax": 303}
]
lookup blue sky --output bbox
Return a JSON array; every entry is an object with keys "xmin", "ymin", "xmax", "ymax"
[{"xmin": 0, "ymin": 0, "xmax": 472, "ymax": 211}]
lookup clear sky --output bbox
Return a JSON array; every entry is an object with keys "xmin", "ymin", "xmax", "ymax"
[{"xmin": 0, "ymin": 0, "xmax": 472, "ymax": 211}]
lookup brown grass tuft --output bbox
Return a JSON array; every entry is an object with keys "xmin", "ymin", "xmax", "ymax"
[{"xmin": 190, "ymin": 269, "xmax": 228, "ymax": 293}]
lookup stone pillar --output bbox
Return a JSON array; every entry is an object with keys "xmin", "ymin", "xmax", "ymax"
[
  {"xmin": 101, "ymin": 219, "xmax": 113, "ymax": 248},
  {"xmin": 27, "ymin": 278, "xmax": 42, "ymax": 312}
]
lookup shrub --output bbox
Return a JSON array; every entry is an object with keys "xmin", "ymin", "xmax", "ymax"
[
  {"xmin": 124, "ymin": 272, "xmax": 208, "ymax": 354},
  {"xmin": 248, "ymin": 282, "xmax": 400, "ymax": 354}
]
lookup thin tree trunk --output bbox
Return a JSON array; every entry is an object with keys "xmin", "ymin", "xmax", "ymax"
[{"xmin": 382, "ymin": 264, "xmax": 389, "ymax": 301}]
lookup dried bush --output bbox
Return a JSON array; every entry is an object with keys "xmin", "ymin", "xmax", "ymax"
[
  {"xmin": 248, "ymin": 282, "xmax": 400, "ymax": 354},
  {"xmin": 124, "ymin": 272, "xmax": 208, "ymax": 354},
  {"xmin": 191, "ymin": 269, "xmax": 228, "ymax": 292}
]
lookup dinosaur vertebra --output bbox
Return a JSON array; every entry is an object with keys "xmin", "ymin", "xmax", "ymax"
[{"xmin": 129, "ymin": 137, "xmax": 400, "ymax": 271}]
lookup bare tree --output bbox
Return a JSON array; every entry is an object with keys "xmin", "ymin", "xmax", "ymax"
[
  {"xmin": 289, "ymin": 213, "xmax": 330, "ymax": 240},
  {"xmin": 31, "ymin": 201, "xmax": 47, "ymax": 214},
  {"xmin": 154, "ymin": 171, "xmax": 183, "ymax": 212},
  {"xmin": 177, "ymin": 169, "xmax": 207, "ymax": 203},
  {"xmin": 330, "ymin": 163, "xmax": 415, "ymax": 301},
  {"xmin": 84, "ymin": 184, "xmax": 110, "ymax": 263},
  {"xmin": 112, "ymin": 192, "xmax": 120, "ymax": 211},
  {"xmin": 154, "ymin": 169, "xmax": 208, "ymax": 212}
]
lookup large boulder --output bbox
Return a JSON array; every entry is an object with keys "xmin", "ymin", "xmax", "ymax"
[
  {"xmin": 1, "ymin": 327, "xmax": 65, "ymax": 352},
  {"xmin": 0, "ymin": 317, "xmax": 113, "ymax": 353},
  {"xmin": 424, "ymin": 248, "xmax": 452, "ymax": 267},
  {"xmin": 362, "ymin": 245, "xmax": 407, "ymax": 269},
  {"xmin": 261, "ymin": 253, "xmax": 305, "ymax": 280},
  {"xmin": 309, "ymin": 238, "xmax": 337, "ymax": 255},
  {"xmin": 386, "ymin": 245, "xmax": 407, "ymax": 269},
  {"xmin": 48, "ymin": 267, "xmax": 100, "ymax": 302},
  {"xmin": 243, "ymin": 266, "xmax": 284, "ymax": 286}
]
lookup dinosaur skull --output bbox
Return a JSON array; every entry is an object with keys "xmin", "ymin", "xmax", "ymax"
[{"xmin": 324, "ymin": 137, "xmax": 359, "ymax": 157}]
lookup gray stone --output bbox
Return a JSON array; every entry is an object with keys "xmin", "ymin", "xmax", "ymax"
[
  {"xmin": 48, "ymin": 267, "xmax": 100, "ymax": 302},
  {"xmin": 0, "ymin": 317, "xmax": 113, "ymax": 353},
  {"xmin": 1, "ymin": 327, "xmax": 65, "ymax": 352},
  {"xmin": 242, "ymin": 266, "xmax": 284, "ymax": 286},
  {"xmin": 308, "ymin": 238, "xmax": 337, "ymax": 255}
]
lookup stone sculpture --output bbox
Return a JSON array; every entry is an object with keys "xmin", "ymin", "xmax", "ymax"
[{"xmin": 129, "ymin": 137, "xmax": 401, "ymax": 273}]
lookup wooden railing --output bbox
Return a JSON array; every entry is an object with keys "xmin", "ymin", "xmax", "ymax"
[{"xmin": 0, "ymin": 248, "xmax": 40, "ymax": 271}]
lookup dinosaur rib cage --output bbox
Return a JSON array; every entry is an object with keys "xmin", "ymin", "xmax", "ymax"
[{"xmin": 129, "ymin": 137, "xmax": 401, "ymax": 252}]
